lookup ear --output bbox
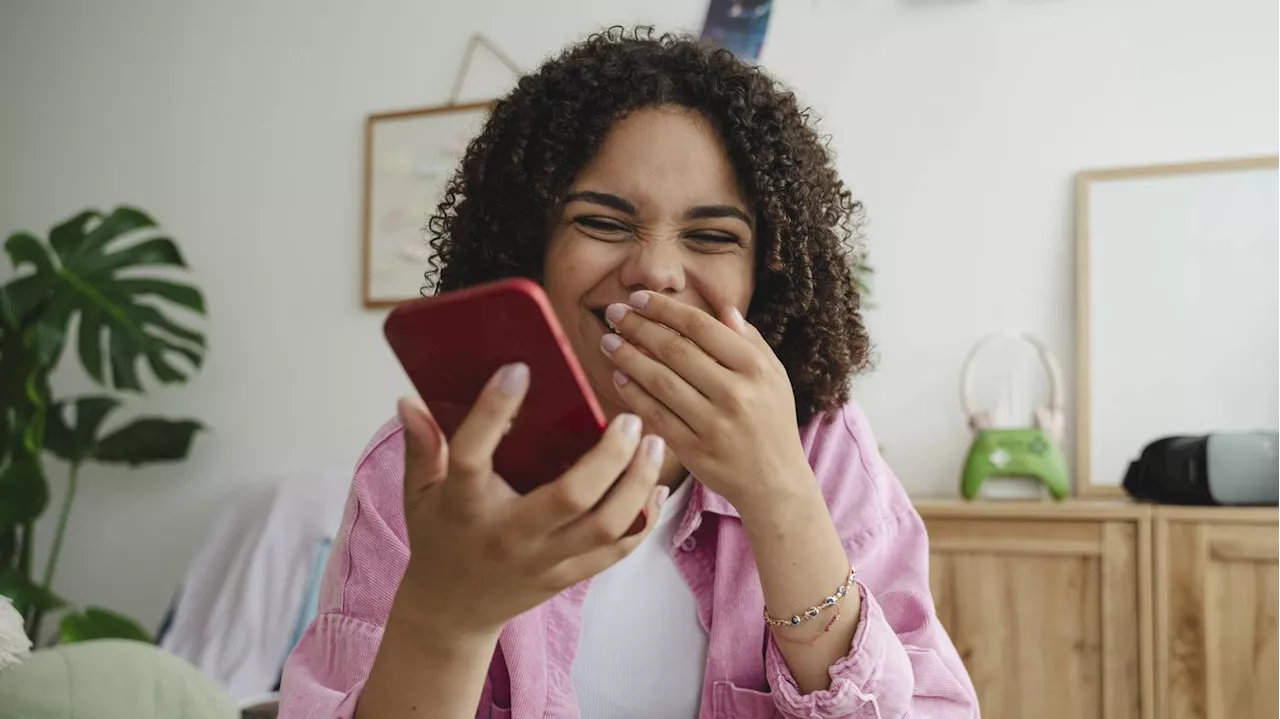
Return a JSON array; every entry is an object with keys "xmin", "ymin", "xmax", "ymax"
[
  {"xmin": 1034, "ymin": 408, "xmax": 1064, "ymax": 443},
  {"xmin": 968, "ymin": 411, "xmax": 994, "ymax": 433}
]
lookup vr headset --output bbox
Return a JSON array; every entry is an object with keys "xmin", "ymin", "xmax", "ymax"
[{"xmin": 1123, "ymin": 431, "xmax": 1279, "ymax": 506}]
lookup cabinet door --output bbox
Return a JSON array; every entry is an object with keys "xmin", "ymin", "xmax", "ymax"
[
  {"xmin": 925, "ymin": 518, "xmax": 1146, "ymax": 719},
  {"xmin": 1158, "ymin": 520, "xmax": 1278, "ymax": 719}
]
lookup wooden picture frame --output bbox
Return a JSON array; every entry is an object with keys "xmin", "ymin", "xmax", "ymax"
[
  {"xmin": 361, "ymin": 101, "xmax": 493, "ymax": 308},
  {"xmin": 1074, "ymin": 155, "xmax": 1279, "ymax": 496}
]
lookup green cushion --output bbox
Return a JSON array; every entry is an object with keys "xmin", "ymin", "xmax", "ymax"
[{"xmin": 0, "ymin": 639, "xmax": 237, "ymax": 719}]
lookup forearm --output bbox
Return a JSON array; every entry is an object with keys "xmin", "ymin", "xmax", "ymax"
[
  {"xmin": 356, "ymin": 586, "xmax": 498, "ymax": 719},
  {"xmin": 738, "ymin": 477, "xmax": 860, "ymax": 695}
]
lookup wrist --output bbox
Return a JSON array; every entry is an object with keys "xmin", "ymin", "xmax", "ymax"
[
  {"xmin": 389, "ymin": 575, "xmax": 503, "ymax": 655},
  {"xmin": 359, "ymin": 578, "xmax": 499, "ymax": 719},
  {"xmin": 732, "ymin": 458, "xmax": 822, "ymax": 527}
]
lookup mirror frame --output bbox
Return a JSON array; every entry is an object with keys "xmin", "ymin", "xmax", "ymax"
[{"xmin": 1074, "ymin": 155, "xmax": 1280, "ymax": 497}]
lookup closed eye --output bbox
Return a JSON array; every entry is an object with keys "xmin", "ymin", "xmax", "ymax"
[
  {"xmin": 577, "ymin": 216, "xmax": 627, "ymax": 230},
  {"xmin": 574, "ymin": 216, "xmax": 631, "ymax": 238},
  {"xmin": 687, "ymin": 232, "xmax": 745, "ymax": 249},
  {"xmin": 689, "ymin": 232, "xmax": 739, "ymax": 244}
]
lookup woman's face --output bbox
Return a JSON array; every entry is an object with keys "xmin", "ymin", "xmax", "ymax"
[{"xmin": 543, "ymin": 106, "xmax": 757, "ymax": 419}]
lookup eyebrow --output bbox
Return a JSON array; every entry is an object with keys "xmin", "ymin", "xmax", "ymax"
[
  {"xmin": 564, "ymin": 191, "xmax": 637, "ymax": 215},
  {"xmin": 564, "ymin": 190, "xmax": 754, "ymax": 228},
  {"xmin": 685, "ymin": 204, "xmax": 754, "ymax": 227}
]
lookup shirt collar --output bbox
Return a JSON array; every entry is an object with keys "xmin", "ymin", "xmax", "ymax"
[{"xmin": 672, "ymin": 475, "xmax": 738, "ymax": 548}]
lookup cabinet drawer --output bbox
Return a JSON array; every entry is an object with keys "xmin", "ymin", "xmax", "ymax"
[{"xmin": 923, "ymin": 515, "xmax": 1145, "ymax": 719}]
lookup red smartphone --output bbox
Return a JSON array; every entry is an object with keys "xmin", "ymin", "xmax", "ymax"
[{"xmin": 383, "ymin": 278, "xmax": 607, "ymax": 494}]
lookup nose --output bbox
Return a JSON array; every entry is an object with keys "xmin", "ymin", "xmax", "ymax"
[{"xmin": 618, "ymin": 240, "xmax": 686, "ymax": 295}]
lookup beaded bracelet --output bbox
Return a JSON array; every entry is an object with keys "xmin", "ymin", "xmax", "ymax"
[
  {"xmin": 763, "ymin": 565, "xmax": 857, "ymax": 629},
  {"xmin": 775, "ymin": 605, "xmax": 843, "ymax": 646}
]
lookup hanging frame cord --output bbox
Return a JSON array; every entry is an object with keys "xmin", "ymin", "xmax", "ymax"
[{"xmin": 447, "ymin": 33, "xmax": 523, "ymax": 106}]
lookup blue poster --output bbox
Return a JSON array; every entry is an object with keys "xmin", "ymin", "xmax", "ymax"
[{"xmin": 700, "ymin": 0, "xmax": 773, "ymax": 61}]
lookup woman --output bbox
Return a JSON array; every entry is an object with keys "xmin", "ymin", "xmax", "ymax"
[{"xmin": 280, "ymin": 28, "xmax": 977, "ymax": 719}]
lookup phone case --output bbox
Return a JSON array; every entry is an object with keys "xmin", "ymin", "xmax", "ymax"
[{"xmin": 384, "ymin": 278, "xmax": 607, "ymax": 494}]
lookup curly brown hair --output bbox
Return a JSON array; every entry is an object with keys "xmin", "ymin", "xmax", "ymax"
[{"xmin": 426, "ymin": 27, "xmax": 870, "ymax": 425}]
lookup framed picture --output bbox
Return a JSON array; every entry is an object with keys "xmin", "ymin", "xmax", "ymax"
[
  {"xmin": 701, "ymin": 0, "xmax": 773, "ymax": 61},
  {"xmin": 362, "ymin": 101, "xmax": 492, "ymax": 308},
  {"xmin": 1075, "ymin": 155, "xmax": 1278, "ymax": 495}
]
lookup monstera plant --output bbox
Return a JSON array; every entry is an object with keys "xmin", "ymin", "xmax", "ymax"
[{"xmin": 0, "ymin": 206, "xmax": 207, "ymax": 642}]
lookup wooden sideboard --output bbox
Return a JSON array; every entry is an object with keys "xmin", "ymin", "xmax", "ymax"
[{"xmin": 914, "ymin": 500, "xmax": 1278, "ymax": 719}]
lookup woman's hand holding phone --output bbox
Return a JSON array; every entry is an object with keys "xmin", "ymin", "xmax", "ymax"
[
  {"xmin": 395, "ymin": 361, "xmax": 667, "ymax": 633},
  {"xmin": 358, "ymin": 362, "xmax": 667, "ymax": 717}
]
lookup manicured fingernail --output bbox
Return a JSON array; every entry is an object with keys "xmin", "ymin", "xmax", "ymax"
[
  {"xmin": 629, "ymin": 291, "xmax": 650, "ymax": 309},
  {"xmin": 613, "ymin": 370, "xmax": 629, "ymax": 386},
  {"xmin": 728, "ymin": 306, "xmax": 745, "ymax": 329},
  {"xmin": 397, "ymin": 396, "xmax": 427, "ymax": 417},
  {"xmin": 498, "ymin": 363, "xmax": 529, "ymax": 395},
  {"xmin": 396, "ymin": 397, "xmax": 415, "ymax": 424},
  {"xmin": 619, "ymin": 413, "xmax": 641, "ymax": 442},
  {"xmin": 606, "ymin": 303, "xmax": 629, "ymax": 327},
  {"xmin": 601, "ymin": 333, "xmax": 623, "ymax": 353},
  {"xmin": 655, "ymin": 485, "xmax": 671, "ymax": 508},
  {"xmin": 643, "ymin": 435, "xmax": 665, "ymax": 465}
]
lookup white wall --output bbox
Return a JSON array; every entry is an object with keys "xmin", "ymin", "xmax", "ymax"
[{"xmin": 1, "ymin": 0, "xmax": 1275, "ymax": 633}]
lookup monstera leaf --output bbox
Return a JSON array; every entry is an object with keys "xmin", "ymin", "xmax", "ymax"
[
  {"xmin": 0, "ymin": 567, "xmax": 65, "ymax": 616},
  {"xmin": 0, "ymin": 456, "xmax": 48, "ymax": 529},
  {"xmin": 0, "ymin": 275, "xmax": 54, "ymax": 473},
  {"xmin": 0, "ymin": 206, "xmax": 207, "ymax": 642},
  {"xmin": 59, "ymin": 605, "xmax": 151, "ymax": 644},
  {"xmin": 45, "ymin": 396, "xmax": 202, "ymax": 466},
  {"xmin": 1, "ymin": 207, "xmax": 207, "ymax": 392}
]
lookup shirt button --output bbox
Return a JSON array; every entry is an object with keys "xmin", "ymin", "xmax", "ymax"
[{"xmin": 680, "ymin": 537, "xmax": 697, "ymax": 552}]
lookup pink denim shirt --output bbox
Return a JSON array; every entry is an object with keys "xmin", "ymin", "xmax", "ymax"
[{"xmin": 279, "ymin": 403, "xmax": 978, "ymax": 718}]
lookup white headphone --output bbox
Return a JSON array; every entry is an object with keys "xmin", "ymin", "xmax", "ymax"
[{"xmin": 960, "ymin": 332, "xmax": 1066, "ymax": 443}]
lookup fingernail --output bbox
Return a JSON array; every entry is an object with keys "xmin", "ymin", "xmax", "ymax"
[
  {"xmin": 728, "ymin": 306, "xmax": 745, "ymax": 329},
  {"xmin": 605, "ymin": 303, "xmax": 629, "ymax": 327},
  {"xmin": 498, "ymin": 363, "xmax": 529, "ymax": 395},
  {"xmin": 613, "ymin": 370, "xmax": 629, "ymax": 386},
  {"xmin": 600, "ymin": 333, "xmax": 623, "ymax": 353},
  {"xmin": 655, "ymin": 485, "xmax": 671, "ymax": 508},
  {"xmin": 629, "ymin": 291, "xmax": 650, "ymax": 309},
  {"xmin": 397, "ymin": 396, "xmax": 427, "ymax": 418},
  {"xmin": 396, "ymin": 397, "xmax": 415, "ymax": 424},
  {"xmin": 643, "ymin": 435, "xmax": 665, "ymax": 465},
  {"xmin": 619, "ymin": 413, "xmax": 641, "ymax": 442}
]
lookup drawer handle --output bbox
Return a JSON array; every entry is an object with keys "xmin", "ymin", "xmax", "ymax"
[{"xmin": 1209, "ymin": 539, "xmax": 1278, "ymax": 563}]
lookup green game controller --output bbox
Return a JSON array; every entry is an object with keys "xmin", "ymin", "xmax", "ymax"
[{"xmin": 961, "ymin": 428, "xmax": 1069, "ymax": 500}]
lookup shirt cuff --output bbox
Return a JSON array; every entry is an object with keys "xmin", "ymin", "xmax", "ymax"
[
  {"xmin": 766, "ymin": 580, "xmax": 913, "ymax": 719},
  {"xmin": 278, "ymin": 612, "xmax": 382, "ymax": 719}
]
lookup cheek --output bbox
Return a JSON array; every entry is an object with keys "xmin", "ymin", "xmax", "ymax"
[
  {"xmin": 690, "ymin": 253, "xmax": 755, "ymax": 315},
  {"xmin": 542, "ymin": 231, "xmax": 614, "ymax": 309}
]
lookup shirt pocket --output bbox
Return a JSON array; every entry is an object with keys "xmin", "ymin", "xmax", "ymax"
[{"xmin": 711, "ymin": 681, "xmax": 783, "ymax": 719}]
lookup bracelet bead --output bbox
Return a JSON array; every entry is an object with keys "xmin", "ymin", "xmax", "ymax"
[{"xmin": 763, "ymin": 565, "xmax": 857, "ymax": 629}]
